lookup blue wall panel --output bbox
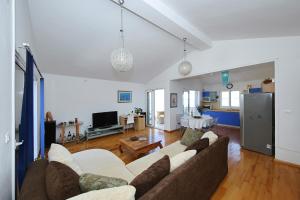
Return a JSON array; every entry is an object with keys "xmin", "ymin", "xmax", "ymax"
[
  {"xmin": 249, "ymin": 88, "xmax": 262, "ymax": 93},
  {"xmin": 202, "ymin": 91, "xmax": 210, "ymax": 97},
  {"xmin": 203, "ymin": 110, "xmax": 240, "ymax": 127}
]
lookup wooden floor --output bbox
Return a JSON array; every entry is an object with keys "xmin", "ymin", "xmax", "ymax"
[{"xmin": 65, "ymin": 126, "xmax": 300, "ymax": 200}]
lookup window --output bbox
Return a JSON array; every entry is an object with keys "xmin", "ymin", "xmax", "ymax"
[
  {"xmin": 183, "ymin": 91, "xmax": 189, "ymax": 115},
  {"xmin": 221, "ymin": 91, "xmax": 230, "ymax": 107},
  {"xmin": 183, "ymin": 90, "xmax": 200, "ymax": 115},
  {"xmin": 221, "ymin": 90, "xmax": 240, "ymax": 108},
  {"xmin": 230, "ymin": 91, "xmax": 240, "ymax": 107}
]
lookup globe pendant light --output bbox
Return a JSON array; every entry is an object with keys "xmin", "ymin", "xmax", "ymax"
[
  {"xmin": 178, "ymin": 38, "xmax": 192, "ymax": 76},
  {"xmin": 111, "ymin": 0, "xmax": 133, "ymax": 72}
]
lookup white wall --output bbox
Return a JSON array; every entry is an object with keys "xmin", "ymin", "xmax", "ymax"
[
  {"xmin": 44, "ymin": 73, "xmax": 146, "ymax": 139},
  {"xmin": 0, "ymin": 0, "xmax": 15, "ymax": 199},
  {"xmin": 15, "ymin": 0, "xmax": 36, "ymax": 59},
  {"xmin": 147, "ymin": 36, "xmax": 300, "ymax": 165},
  {"xmin": 203, "ymin": 79, "xmax": 263, "ymax": 92}
]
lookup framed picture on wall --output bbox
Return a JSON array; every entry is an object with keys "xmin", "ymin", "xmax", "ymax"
[
  {"xmin": 170, "ymin": 93, "xmax": 177, "ymax": 108},
  {"xmin": 118, "ymin": 90, "xmax": 132, "ymax": 103}
]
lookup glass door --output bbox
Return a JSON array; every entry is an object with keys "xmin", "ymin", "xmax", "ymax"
[
  {"xmin": 146, "ymin": 91, "xmax": 154, "ymax": 126},
  {"xmin": 154, "ymin": 89, "xmax": 165, "ymax": 130}
]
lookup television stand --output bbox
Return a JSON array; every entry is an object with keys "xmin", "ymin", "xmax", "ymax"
[
  {"xmin": 100, "ymin": 125, "xmax": 113, "ymax": 129},
  {"xmin": 86, "ymin": 125, "xmax": 123, "ymax": 140}
]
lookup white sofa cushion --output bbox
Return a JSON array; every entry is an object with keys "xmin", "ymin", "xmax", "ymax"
[
  {"xmin": 67, "ymin": 185, "xmax": 136, "ymax": 200},
  {"xmin": 159, "ymin": 140, "xmax": 187, "ymax": 157},
  {"xmin": 72, "ymin": 149, "xmax": 135, "ymax": 182},
  {"xmin": 170, "ymin": 150, "xmax": 196, "ymax": 172},
  {"xmin": 201, "ymin": 131, "xmax": 218, "ymax": 145},
  {"xmin": 126, "ymin": 152, "xmax": 165, "ymax": 176},
  {"xmin": 48, "ymin": 143, "xmax": 83, "ymax": 175}
]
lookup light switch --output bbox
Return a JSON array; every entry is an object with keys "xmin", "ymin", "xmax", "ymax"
[
  {"xmin": 4, "ymin": 132, "xmax": 10, "ymax": 144},
  {"xmin": 283, "ymin": 109, "xmax": 292, "ymax": 113}
]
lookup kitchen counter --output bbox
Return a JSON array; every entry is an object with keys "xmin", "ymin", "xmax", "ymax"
[
  {"xmin": 203, "ymin": 110, "xmax": 240, "ymax": 127},
  {"xmin": 210, "ymin": 109, "xmax": 240, "ymax": 113}
]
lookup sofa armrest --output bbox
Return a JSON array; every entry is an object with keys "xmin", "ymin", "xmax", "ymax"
[{"xmin": 19, "ymin": 159, "xmax": 49, "ymax": 200}]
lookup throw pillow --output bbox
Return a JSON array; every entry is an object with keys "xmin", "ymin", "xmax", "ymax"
[
  {"xmin": 185, "ymin": 138, "xmax": 209, "ymax": 153},
  {"xmin": 180, "ymin": 128, "xmax": 204, "ymax": 146},
  {"xmin": 170, "ymin": 150, "xmax": 196, "ymax": 172},
  {"xmin": 201, "ymin": 131, "xmax": 218, "ymax": 145},
  {"xmin": 46, "ymin": 161, "xmax": 81, "ymax": 200},
  {"xmin": 48, "ymin": 143, "xmax": 83, "ymax": 175},
  {"xmin": 130, "ymin": 155, "xmax": 170, "ymax": 199},
  {"xmin": 67, "ymin": 185, "xmax": 136, "ymax": 200},
  {"xmin": 79, "ymin": 173, "xmax": 128, "ymax": 192}
]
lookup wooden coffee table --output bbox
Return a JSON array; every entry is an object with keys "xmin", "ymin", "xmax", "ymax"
[{"xmin": 119, "ymin": 136, "xmax": 163, "ymax": 158}]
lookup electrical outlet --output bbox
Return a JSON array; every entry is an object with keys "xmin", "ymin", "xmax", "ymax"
[{"xmin": 266, "ymin": 144, "xmax": 272, "ymax": 149}]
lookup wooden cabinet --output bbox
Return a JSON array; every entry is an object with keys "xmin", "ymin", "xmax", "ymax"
[{"xmin": 119, "ymin": 115, "xmax": 145, "ymax": 131}]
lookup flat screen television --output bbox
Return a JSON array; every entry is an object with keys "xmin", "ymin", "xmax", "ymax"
[{"xmin": 92, "ymin": 111, "xmax": 118, "ymax": 129}]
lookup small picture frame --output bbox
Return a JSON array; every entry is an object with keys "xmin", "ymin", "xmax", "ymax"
[
  {"xmin": 170, "ymin": 93, "xmax": 177, "ymax": 108},
  {"xmin": 118, "ymin": 90, "xmax": 132, "ymax": 103}
]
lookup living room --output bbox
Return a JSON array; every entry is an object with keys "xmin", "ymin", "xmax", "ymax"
[{"xmin": 1, "ymin": 0, "xmax": 300, "ymax": 200}]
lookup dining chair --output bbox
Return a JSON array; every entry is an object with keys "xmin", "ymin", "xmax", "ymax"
[
  {"xmin": 125, "ymin": 114, "xmax": 135, "ymax": 133},
  {"xmin": 203, "ymin": 117, "xmax": 218, "ymax": 134}
]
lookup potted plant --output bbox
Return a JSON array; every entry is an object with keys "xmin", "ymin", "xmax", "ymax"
[{"xmin": 134, "ymin": 107, "xmax": 143, "ymax": 115}]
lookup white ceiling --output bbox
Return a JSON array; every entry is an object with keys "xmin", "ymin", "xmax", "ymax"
[
  {"xmin": 161, "ymin": 0, "xmax": 300, "ymax": 40},
  {"xmin": 26, "ymin": 0, "xmax": 300, "ymax": 83},
  {"xmin": 27, "ymin": 0, "xmax": 194, "ymax": 83},
  {"xmin": 187, "ymin": 62, "xmax": 274, "ymax": 85}
]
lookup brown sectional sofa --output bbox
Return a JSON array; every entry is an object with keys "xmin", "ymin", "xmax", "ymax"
[{"xmin": 20, "ymin": 136, "xmax": 229, "ymax": 200}]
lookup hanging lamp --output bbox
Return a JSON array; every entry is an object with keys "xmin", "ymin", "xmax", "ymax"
[
  {"xmin": 178, "ymin": 38, "xmax": 192, "ymax": 76},
  {"xmin": 111, "ymin": 0, "xmax": 133, "ymax": 72}
]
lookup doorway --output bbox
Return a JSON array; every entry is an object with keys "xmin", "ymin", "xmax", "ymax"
[
  {"xmin": 146, "ymin": 89, "xmax": 165, "ymax": 130},
  {"xmin": 154, "ymin": 89, "xmax": 165, "ymax": 130}
]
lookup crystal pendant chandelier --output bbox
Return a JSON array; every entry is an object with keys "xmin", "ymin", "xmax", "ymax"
[
  {"xmin": 111, "ymin": 0, "xmax": 133, "ymax": 72},
  {"xmin": 178, "ymin": 38, "xmax": 192, "ymax": 76}
]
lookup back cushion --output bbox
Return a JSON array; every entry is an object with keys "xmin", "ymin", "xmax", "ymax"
[
  {"xmin": 181, "ymin": 128, "xmax": 204, "ymax": 146},
  {"xmin": 46, "ymin": 161, "xmax": 81, "ymax": 200},
  {"xmin": 130, "ymin": 155, "xmax": 170, "ymax": 199},
  {"xmin": 48, "ymin": 143, "xmax": 83, "ymax": 175}
]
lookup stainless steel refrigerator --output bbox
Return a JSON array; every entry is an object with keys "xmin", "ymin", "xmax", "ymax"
[{"xmin": 240, "ymin": 93, "xmax": 274, "ymax": 155}]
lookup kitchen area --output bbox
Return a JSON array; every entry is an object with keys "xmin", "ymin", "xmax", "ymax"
[{"xmin": 179, "ymin": 61, "xmax": 275, "ymax": 156}]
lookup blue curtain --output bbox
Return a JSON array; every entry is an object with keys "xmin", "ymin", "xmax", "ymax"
[
  {"xmin": 40, "ymin": 78, "xmax": 45, "ymax": 159},
  {"xmin": 18, "ymin": 49, "xmax": 34, "ymax": 186}
]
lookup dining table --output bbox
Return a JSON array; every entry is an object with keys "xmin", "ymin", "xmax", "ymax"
[{"xmin": 180, "ymin": 115, "xmax": 214, "ymax": 129}]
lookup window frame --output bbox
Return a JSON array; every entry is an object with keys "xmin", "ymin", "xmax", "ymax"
[
  {"xmin": 220, "ymin": 90, "xmax": 240, "ymax": 109},
  {"xmin": 183, "ymin": 90, "xmax": 200, "ymax": 116}
]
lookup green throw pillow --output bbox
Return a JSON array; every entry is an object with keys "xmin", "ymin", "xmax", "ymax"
[
  {"xmin": 79, "ymin": 173, "xmax": 128, "ymax": 192},
  {"xmin": 180, "ymin": 128, "xmax": 204, "ymax": 146}
]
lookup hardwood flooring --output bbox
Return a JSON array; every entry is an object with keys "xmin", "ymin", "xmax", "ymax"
[
  {"xmin": 65, "ymin": 126, "xmax": 300, "ymax": 200},
  {"xmin": 64, "ymin": 127, "xmax": 181, "ymax": 164}
]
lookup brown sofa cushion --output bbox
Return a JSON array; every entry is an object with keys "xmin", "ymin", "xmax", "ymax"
[
  {"xmin": 185, "ymin": 138, "xmax": 209, "ymax": 153},
  {"xmin": 130, "ymin": 155, "xmax": 170, "ymax": 199},
  {"xmin": 46, "ymin": 161, "xmax": 81, "ymax": 200}
]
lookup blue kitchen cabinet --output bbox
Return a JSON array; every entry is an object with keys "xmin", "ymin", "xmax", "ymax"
[{"xmin": 203, "ymin": 110, "xmax": 240, "ymax": 127}]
